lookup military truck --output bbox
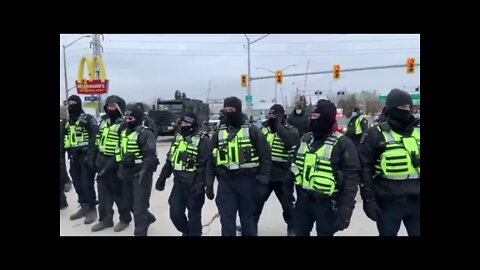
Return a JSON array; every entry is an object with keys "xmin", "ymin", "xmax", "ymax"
[{"xmin": 149, "ymin": 90, "xmax": 210, "ymax": 136}]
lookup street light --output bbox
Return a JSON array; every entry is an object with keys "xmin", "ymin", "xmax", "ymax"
[
  {"xmin": 244, "ymin": 34, "xmax": 270, "ymax": 116},
  {"xmin": 255, "ymin": 64, "xmax": 296, "ymax": 104},
  {"xmin": 62, "ymin": 34, "xmax": 91, "ymax": 101}
]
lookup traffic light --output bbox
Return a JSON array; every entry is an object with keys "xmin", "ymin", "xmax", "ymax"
[
  {"xmin": 241, "ymin": 74, "xmax": 248, "ymax": 87},
  {"xmin": 333, "ymin": 64, "xmax": 341, "ymax": 79},
  {"xmin": 276, "ymin": 70, "xmax": 283, "ymax": 84},
  {"xmin": 407, "ymin": 58, "xmax": 415, "ymax": 74}
]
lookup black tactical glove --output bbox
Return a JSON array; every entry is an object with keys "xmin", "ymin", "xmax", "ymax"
[
  {"xmin": 255, "ymin": 183, "xmax": 269, "ymax": 199},
  {"xmin": 363, "ymin": 200, "xmax": 382, "ymax": 222},
  {"xmin": 135, "ymin": 169, "xmax": 147, "ymax": 184},
  {"xmin": 206, "ymin": 185, "xmax": 215, "ymax": 200},
  {"xmin": 334, "ymin": 206, "xmax": 353, "ymax": 231},
  {"xmin": 155, "ymin": 177, "xmax": 166, "ymax": 191},
  {"xmin": 190, "ymin": 182, "xmax": 205, "ymax": 197}
]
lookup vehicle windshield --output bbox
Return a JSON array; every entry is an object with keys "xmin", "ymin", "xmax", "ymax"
[{"xmin": 157, "ymin": 103, "xmax": 183, "ymax": 113}]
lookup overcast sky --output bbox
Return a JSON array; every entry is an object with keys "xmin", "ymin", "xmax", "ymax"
[{"xmin": 59, "ymin": 34, "xmax": 420, "ymax": 106}]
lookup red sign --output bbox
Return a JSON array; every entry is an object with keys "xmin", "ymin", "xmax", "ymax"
[{"xmin": 76, "ymin": 79, "xmax": 109, "ymax": 94}]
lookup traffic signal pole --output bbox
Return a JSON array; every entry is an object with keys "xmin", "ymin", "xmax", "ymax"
[{"xmin": 250, "ymin": 63, "xmax": 421, "ymax": 81}]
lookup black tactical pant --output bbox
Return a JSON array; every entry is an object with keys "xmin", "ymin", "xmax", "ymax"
[
  {"xmin": 97, "ymin": 168, "xmax": 132, "ymax": 224},
  {"xmin": 69, "ymin": 151, "xmax": 96, "ymax": 208},
  {"xmin": 122, "ymin": 171, "xmax": 155, "ymax": 236},
  {"xmin": 168, "ymin": 180, "xmax": 205, "ymax": 236},
  {"xmin": 215, "ymin": 174, "xmax": 257, "ymax": 236},
  {"xmin": 253, "ymin": 180, "xmax": 295, "ymax": 233},
  {"xmin": 377, "ymin": 197, "xmax": 420, "ymax": 236},
  {"xmin": 294, "ymin": 190, "xmax": 337, "ymax": 236}
]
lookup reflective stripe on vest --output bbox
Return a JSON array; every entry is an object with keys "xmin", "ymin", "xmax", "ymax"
[
  {"xmin": 291, "ymin": 131, "xmax": 342, "ymax": 196},
  {"xmin": 97, "ymin": 120, "xmax": 122, "ymax": 156},
  {"xmin": 261, "ymin": 126, "xmax": 294, "ymax": 162},
  {"xmin": 169, "ymin": 133, "xmax": 201, "ymax": 172},
  {"xmin": 64, "ymin": 117, "xmax": 89, "ymax": 149},
  {"xmin": 374, "ymin": 125, "xmax": 420, "ymax": 180},
  {"xmin": 119, "ymin": 128, "xmax": 144, "ymax": 163},
  {"xmin": 213, "ymin": 123, "xmax": 259, "ymax": 170}
]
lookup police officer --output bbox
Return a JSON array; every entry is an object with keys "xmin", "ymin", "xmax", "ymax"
[
  {"xmin": 91, "ymin": 95, "xmax": 132, "ymax": 232},
  {"xmin": 346, "ymin": 107, "xmax": 368, "ymax": 148},
  {"xmin": 155, "ymin": 113, "xmax": 212, "ymax": 236},
  {"xmin": 209, "ymin": 96, "xmax": 271, "ymax": 236},
  {"xmin": 254, "ymin": 104, "xmax": 299, "ymax": 236},
  {"xmin": 292, "ymin": 99, "xmax": 361, "ymax": 236},
  {"xmin": 287, "ymin": 106, "xmax": 309, "ymax": 138},
  {"xmin": 117, "ymin": 106, "xmax": 159, "ymax": 236},
  {"xmin": 359, "ymin": 89, "xmax": 420, "ymax": 236},
  {"xmin": 134, "ymin": 102, "xmax": 158, "ymax": 138},
  {"xmin": 63, "ymin": 95, "xmax": 99, "ymax": 224},
  {"xmin": 60, "ymin": 118, "xmax": 72, "ymax": 210}
]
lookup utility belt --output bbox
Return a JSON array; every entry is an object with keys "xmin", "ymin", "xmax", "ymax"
[
  {"xmin": 216, "ymin": 166, "xmax": 259, "ymax": 179},
  {"xmin": 173, "ymin": 171, "xmax": 198, "ymax": 186},
  {"xmin": 67, "ymin": 146, "xmax": 89, "ymax": 158},
  {"xmin": 296, "ymin": 185, "xmax": 338, "ymax": 202}
]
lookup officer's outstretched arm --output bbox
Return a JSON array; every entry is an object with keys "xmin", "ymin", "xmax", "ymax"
[
  {"xmin": 336, "ymin": 137, "xmax": 361, "ymax": 208},
  {"xmin": 139, "ymin": 129, "xmax": 158, "ymax": 172},
  {"xmin": 250, "ymin": 125, "xmax": 272, "ymax": 182},
  {"xmin": 159, "ymin": 148, "xmax": 173, "ymax": 181},
  {"xmin": 196, "ymin": 135, "xmax": 211, "ymax": 185},
  {"xmin": 358, "ymin": 127, "xmax": 382, "ymax": 201}
]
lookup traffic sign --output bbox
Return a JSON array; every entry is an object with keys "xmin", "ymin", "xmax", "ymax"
[
  {"xmin": 84, "ymin": 95, "xmax": 99, "ymax": 102},
  {"xmin": 245, "ymin": 95, "xmax": 253, "ymax": 104},
  {"xmin": 84, "ymin": 101, "xmax": 99, "ymax": 108}
]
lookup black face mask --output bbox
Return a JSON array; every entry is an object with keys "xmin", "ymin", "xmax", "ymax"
[
  {"xmin": 309, "ymin": 117, "xmax": 334, "ymax": 138},
  {"xmin": 107, "ymin": 110, "xmax": 121, "ymax": 120},
  {"xmin": 268, "ymin": 117, "xmax": 277, "ymax": 131},
  {"xmin": 126, "ymin": 121, "xmax": 139, "ymax": 130},
  {"xmin": 180, "ymin": 126, "xmax": 195, "ymax": 137},
  {"xmin": 68, "ymin": 105, "xmax": 82, "ymax": 118},
  {"xmin": 225, "ymin": 112, "xmax": 243, "ymax": 127},
  {"xmin": 388, "ymin": 108, "xmax": 413, "ymax": 127}
]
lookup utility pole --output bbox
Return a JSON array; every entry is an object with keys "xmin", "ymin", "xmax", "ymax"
[
  {"xmin": 90, "ymin": 34, "xmax": 104, "ymax": 115},
  {"xmin": 303, "ymin": 60, "xmax": 309, "ymax": 96},
  {"xmin": 244, "ymin": 34, "xmax": 269, "ymax": 116}
]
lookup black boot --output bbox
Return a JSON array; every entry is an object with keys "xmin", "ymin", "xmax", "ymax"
[
  {"xmin": 60, "ymin": 200, "xmax": 68, "ymax": 210},
  {"xmin": 84, "ymin": 206, "xmax": 98, "ymax": 224},
  {"xmin": 70, "ymin": 204, "xmax": 88, "ymax": 220},
  {"xmin": 114, "ymin": 222, "xmax": 130, "ymax": 232},
  {"xmin": 145, "ymin": 212, "xmax": 156, "ymax": 233},
  {"xmin": 91, "ymin": 220, "xmax": 114, "ymax": 232}
]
